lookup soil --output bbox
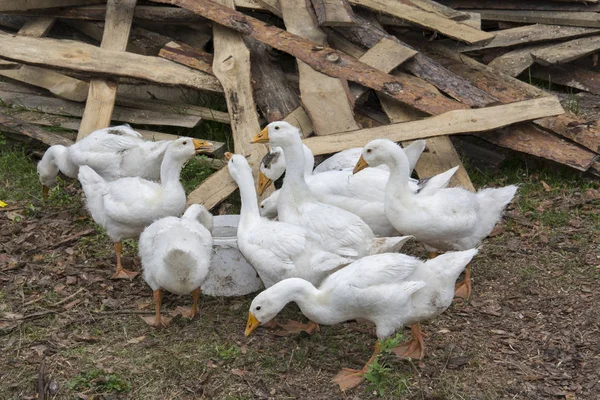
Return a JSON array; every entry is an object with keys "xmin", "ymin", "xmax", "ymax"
[{"xmin": 1, "ymin": 164, "xmax": 600, "ymax": 400}]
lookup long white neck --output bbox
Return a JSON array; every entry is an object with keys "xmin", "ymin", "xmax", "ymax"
[
  {"xmin": 302, "ymin": 144, "xmax": 315, "ymax": 178},
  {"xmin": 383, "ymin": 144, "xmax": 413, "ymax": 200},
  {"xmin": 52, "ymin": 145, "xmax": 78, "ymax": 178},
  {"xmin": 159, "ymin": 150, "xmax": 186, "ymax": 188},
  {"xmin": 266, "ymin": 278, "xmax": 327, "ymax": 320},
  {"xmin": 280, "ymin": 136, "xmax": 316, "ymax": 201},
  {"xmin": 236, "ymin": 167, "xmax": 261, "ymax": 226}
]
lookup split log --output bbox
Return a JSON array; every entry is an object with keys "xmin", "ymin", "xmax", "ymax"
[
  {"xmin": 452, "ymin": 24, "xmax": 600, "ymax": 53},
  {"xmin": 302, "ymin": 97, "xmax": 564, "ymax": 156},
  {"xmin": 187, "ymin": 0, "xmax": 270, "ymax": 210},
  {"xmin": 534, "ymin": 114, "xmax": 600, "ymax": 154},
  {"xmin": 487, "ymin": 44, "xmax": 548, "ymax": 78},
  {"xmin": 346, "ymin": 0, "xmax": 494, "ymax": 45},
  {"xmin": 471, "ymin": 10, "xmax": 600, "ymax": 29},
  {"xmin": 245, "ymin": 38, "xmax": 301, "ymax": 123},
  {"xmin": 159, "ymin": 41, "xmax": 213, "ymax": 74},
  {"xmin": 280, "ymin": 0, "xmax": 358, "ymax": 135},
  {"xmin": 0, "ymin": 111, "xmax": 73, "ymax": 147},
  {"xmin": 115, "ymin": 96, "xmax": 230, "ymax": 124},
  {"xmin": 529, "ymin": 65, "xmax": 600, "ymax": 96},
  {"xmin": 149, "ymin": 0, "xmax": 465, "ymax": 116},
  {"xmin": 406, "ymin": 0, "xmax": 469, "ymax": 21},
  {"xmin": 0, "ymin": 35, "xmax": 223, "ymax": 93},
  {"xmin": 0, "ymin": 0, "xmax": 104, "ymax": 11},
  {"xmin": 531, "ymin": 36, "xmax": 600, "ymax": 66},
  {"xmin": 78, "ymin": 0, "xmax": 137, "ymax": 139},
  {"xmin": 310, "ymin": 0, "xmax": 356, "ymax": 27},
  {"xmin": 477, "ymin": 124, "xmax": 597, "ymax": 171}
]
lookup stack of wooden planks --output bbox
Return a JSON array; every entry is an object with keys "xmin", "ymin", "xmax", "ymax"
[{"xmin": 0, "ymin": 0, "xmax": 597, "ymax": 210}]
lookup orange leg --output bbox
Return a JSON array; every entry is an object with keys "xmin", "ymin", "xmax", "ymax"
[
  {"xmin": 333, "ymin": 342, "xmax": 381, "ymax": 391},
  {"xmin": 174, "ymin": 288, "xmax": 202, "ymax": 319},
  {"xmin": 428, "ymin": 251, "xmax": 439, "ymax": 259},
  {"xmin": 111, "ymin": 242, "xmax": 139, "ymax": 279},
  {"xmin": 142, "ymin": 289, "xmax": 172, "ymax": 327},
  {"xmin": 391, "ymin": 323, "xmax": 425, "ymax": 360},
  {"xmin": 454, "ymin": 263, "xmax": 472, "ymax": 300}
]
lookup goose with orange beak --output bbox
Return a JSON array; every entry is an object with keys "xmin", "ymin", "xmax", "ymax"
[{"xmin": 250, "ymin": 122, "xmax": 412, "ymax": 258}]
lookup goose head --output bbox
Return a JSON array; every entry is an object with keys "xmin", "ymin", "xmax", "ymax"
[
  {"xmin": 166, "ymin": 137, "xmax": 212, "ymax": 161},
  {"xmin": 353, "ymin": 139, "xmax": 402, "ymax": 174},
  {"xmin": 258, "ymin": 147, "xmax": 285, "ymax": 195},
  {"xmin": 183, "ymin": 204, "xmax": 213, "ymax": 233},
  {"xmin": 251, "ymin": 121, "xmax": 302, "ymax": 149}
]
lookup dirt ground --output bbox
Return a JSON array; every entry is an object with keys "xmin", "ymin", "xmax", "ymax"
[{"xmin": 1, "ymin": 151, "xmax": 600, "ymax": 400}]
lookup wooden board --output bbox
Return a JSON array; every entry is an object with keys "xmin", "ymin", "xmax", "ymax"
[
  {"xmin": 0, "ymin": 91, "xmax": 202, "ymax": 127},
  {"xmin": 18, "ymin": 16, "xmax": 55, "ymax": 36},
  {"xmin": 530, "ymin": 65, "xmax": 600, "ymax": 96},
  {"xmin": 78, "ymin": 0, "xmax": 137, "ymax": 139},
  {"xmin": 280, "ymin": 0, "xmax": 358, "ymax": 135},
  {"xmin": 149, "ymin": 0, "xmax": 465, "ymax": 116},
  {"xmin": 534, "ymin": 114, "xmax": 600, "ymax": 154},
  {"xmin": 115, "ymin": 96, "xmax": 231, "ymax": 124},
  {"xmin": 0, "ymin": 111, "xmax": 73, "ymax": 147},
  {"xmin": 453, "ymin": 24, "xmax": 600, "ymax": 53},
  {"xmin": 311, "ymin": 0, "xmax": 356, "ymax": 27},
  {"xmin": 302, "ymin": 97, "xmax": 564, "ymax": 156},
  {"xmin": 0, "ymin": 60, "xmax": 20, "ymax": 70},
  {"xmin": 472, "ymin": 10, "xmax": 600, "ymax": 28},
  {"xmin": 159, "ymin": 41, "xmax": 213, "ymax": 74},
  {"xmin": 338, "ymin": 16, "xmax": 499, "ymax": 108},
  {"xmin": 187, "ymin": 0, "xmax": 270, "ymax": 210},
  {"xmin": 347, "ymin": 0, "xmax": 495, "ymax": 45},
  {"xmin": 0, "ymin": 35, "xmax": 222, "ymax": 93},
  {"xmin": 438, "ymin": 0, "xmax": 600, "ymax": 12},
  {"xmin": 477, "ymin": 124, "xmax": 597, "ymax": 171},
  {"xmin": 487, "ymin": 44, "xmax": 548, "ymax": 78},
  {"xmin": 0, "ymin": 0, "xmax": 104, "ymax": 11},
  {"xmin": 407, "ymin": 0, "xmax": 469, "ymax": 21},
  {"xmin": 531, "ymin": 36, "xmax": 600, "ymax": 66}
]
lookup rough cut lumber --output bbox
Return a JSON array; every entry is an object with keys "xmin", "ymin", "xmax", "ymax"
[
  {"xmin": 0, "ymin": 35, "xmax": 223, "ymax": 93},
  {"xmin": 0, "ymin": 60, "xmax": 20, "ymax": 70},
  {"xmin": 406, "ymin": 0, "xmax": 469, "ymax": 21},
  {"xmin": 487, "ymin": 44, "xmax": 547, "ymax": 78},
  {"xmin": 187, "ymin": 0, "xmax": 270, "ymax": 210},
  {"xmin": 280, "ymin": 0, "xmax": 359, "ymax": 136},
  {"xmin": 460, "ymin": 12, "xmax": 480, "ymax": 30},
  {"xmin": 0, "ymin": 111, "xmax": 73, "ymax": 147},
  {"xmin": 283, "ymin": 106, "xmax": 314, "ymax": 137},
  {"xmin": 311, "ymin": 0, "xmax": 356, "ymax": 27},
  {"xmin": 452, "ymin": 24, "xmax": 600, "ymax": 53},
  {"xmin": 347, "ymin": 0, "xmax": 495, "ymax": 45},
  {"xmin": 78, "ymin": 0, "xmax": 137, "ymax": 140},
  {"xmin": 0, "ymin": 15, "xmax": 30, "ymax": 30},
  {"xmin": 339, "ymin": 16, "xmax": 499, "ymax": 108},
  {"xmin": 245, "ymin": 38, "xmax": 302, "ymax": 122},
  {"xmin": 531, "ymin": 36, "xmax": 600, "ymax": 66},
  {"xmin": 149, "ymin": 0, "xmax": 465, "ymax": 116},
  {"xmin": 534, "ymin": 114, "xmax": 600, "ymax": 154},
  {"xmin": 159, "ymin": 41, "xmax": 213, "ymax": 74},
  {"xmin": 438, "ymin": 0, "xmax": 600, "ymax": 12},
  {"xmin": 477, "ymin": 124, "xmax": 597, "ymax": 172},
  {"xmin": 472, "ymin": 10, "xmax": 600, "ymax": 29},
  {"xmin": 115, "ymin": 96, "xmax": 231, "ymax": 124},
  {"xmin": 18, "ymin": 16, "xmax": 55, "ymax": 36},
  {"xmin": 13, "ymin": 5, "xmax": 206, "ymax": 24},
  {"xmin": 0, "ymin": 0, "xmax": 104, "ymax": 11},
  {"xmin": 0, "ymin": 91, "xmax": 203, "ymax": 128},
  {"xmin": 302, "ymin": 97, "xmax": 564, "ymax": 156},
  {"xmin": 530, "ymin": 65, "xmax": 600, "ymax": 96}
]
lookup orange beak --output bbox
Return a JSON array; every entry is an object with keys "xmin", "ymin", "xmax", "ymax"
[
  {"xmin": 251, "ymin": 127, "xmax": 269, "ymax": 144},
  {"xmin": 42, "ymin": 184, "xmax": 50, "ymax": 198},
  {"xmin": 257, "ymin": 172, "xmax": 273, "ymax": 195},
  {"xmin": 224, "ymin": 152, "xmax": 233, "ymax": 161},
  {"xmin": 353, "ymin": 155, "xmax": 369, "ymax": 174},
  {"xmin": 245, "ymin": 312, "xmax": 260, "ymax": 336},
  {"xmin": 193, "ymin": 139, "xmax": 213, "ymax": 153}
]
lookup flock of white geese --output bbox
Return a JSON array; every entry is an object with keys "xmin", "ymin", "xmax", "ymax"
[{"xmin": 37, "ymin": 121, "xmax": 517, "ymax": 390}]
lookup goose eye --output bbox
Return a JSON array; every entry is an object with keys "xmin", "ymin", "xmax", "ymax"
[
  {"xmin": 274, "ymin": 126, "xmax": 280, "ymax": 130},
  {"xmin": 260, "ymin": 205, "xmax": 264, "ymax": 208},
  {"xmin": 183, "ymin": 141, "xmax": 188, "ymax": 145},
  {"xmin": 256, "ymin": 306, "xmax": 261, "ymax": 311},
  {"xmin": 366, "ymin": 149, "xmax": 372, "ymax": 153}
]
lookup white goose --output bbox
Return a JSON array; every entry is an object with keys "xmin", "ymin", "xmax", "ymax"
[
  {"xmin": 78, "ymin": 137, "xmax": 212, "ymax": 279},
  {"xmin": 139, "ymin": 204, "xmax": 213, "ymax": 327},
  {"xmin": 355, "ymin": 139, "xmax": 518, "ymax": 299},
  {"xmin": 251, "ymin": 122, "xmax": 410, "ymax": 258}
]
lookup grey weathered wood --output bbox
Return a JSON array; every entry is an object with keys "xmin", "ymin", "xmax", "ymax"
[
  {"xmin": 438, "ymin": 0, "xmax": 600, "ymax": 12},
  {"xmin": 115, "ymin": 96, "xmax": 231, "ymax": 124},
  {"xmin": 0, "ymin": 35, "xmax": 223, "ymax": 92},
  {"xmin": 487, "ymin": 44, "xmax": 548, "ymax": 77},
  {"xmin": 0, "ymin": 111, "xmax": 73, "ymax": 147},
  {"xmin": 530, "ymin": 65, "xmax": 600, "ymax": 96},
  {"xmin": 159, "ymin": 41, "xmax": 214, "ymax": 74},
  {"xmin": 531, "ymin": 36, "xmax": 600, "ymax": 66},
  {"xmin": 472, "ymin": 10, "xmax": 600, "ymax": 28},
  {"xmin": 311, "ymin": 0, "xmax": 356, "ymax": 27},
  {"xmin": 0, "ymin": 60, "xmax": 20, "ymax": 70},
  {"xmin": 0, "ymin": 0, "xmax": 104, "ymax": 11}
]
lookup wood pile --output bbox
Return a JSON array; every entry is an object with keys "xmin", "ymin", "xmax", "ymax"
[{"xmin": 0, "ymin": 0, "xmax": 598, "ymax": 210}]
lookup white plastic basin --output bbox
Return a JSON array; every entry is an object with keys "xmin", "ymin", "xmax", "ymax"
[{"xmin": 201, "ymin": 214, "xmax": 264, "ymax": 296}]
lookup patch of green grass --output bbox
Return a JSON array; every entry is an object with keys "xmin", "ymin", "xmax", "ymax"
[
  {"xmin": 0, "ymin": 146, "xmax": 39, "ymax": 202},
  {"xmin": 363, "ymin": 334, "xmax": 410, "ymax": 397},
  {"xmin": 565, "ymin": 91, "xmax": 580, "ymax": 115},
  {"xmin": 215, "ymin": 344, "xmax": 241, "ymax": 360},
  {"xmin": 67, "ymin": 369, "xmax": 131, "ymax": 394},
  {"xmin": 181, "ymin": 155, "xmax": 215, "ymax": 194}
]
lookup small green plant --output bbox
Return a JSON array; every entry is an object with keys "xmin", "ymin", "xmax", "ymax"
[
  {"xmin": 362, "ymin": 333, "xmax": 410, "ymax": 397},
  {"xmin": 181, "ymin": 155, "xmax": 215, "ymax": 194},
  {"xmin": 565, "ymin": 91, "xmax": 580, "ymax": 115},
  {"xmin": 215, "ymin": 344, "xmax": 240, "ymax": 360},
  {"xmin": 68, "ymin": 369, "xmax": 130, "ymax": 393}
]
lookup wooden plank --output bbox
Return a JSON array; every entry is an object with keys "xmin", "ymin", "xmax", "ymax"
[
  {"xmin": 78, "ymin": 0, "xmax": 137, "ymax": 140},
  {"xmin": 150, "ymin": 0, "xmax": 465, "ymax": 116},
  {"xmin": 115, "ymin": 96, "xmax": 231, "ymax": 124},
  {"xmin": 0, "ymin": 91, "xmax": 203, "ymax": 128},
  {"xmin": 531, "ymin": 36, "xmax": 600, "ymax": 66},
  {"xmin": 530, "ymin": 65, "xmax": 600, "ymax": 96},
  {"xmin": 283, "ymin": 106, "xmax": 314, "ymax": 137},
  {"xmin": 534, "ymin": 114, "xmax": 600, "ymax": 154},
  {"xmin": 453, "ymin": 24, "xmax": 600, "ymax": 53},
  {"xmin": 18, "ymin": 16, "xmax": 55, "ymax": 36},
  {"xmin": 0, "ymin": 111, "xmax": 73, "ymax": 147},
  {"xmin": 280, "ymin": 0, "xmax": 358, "ymax": 135},
  {"xmin": 407, "ymin": 0, "xmax": 469, "ymax": 21},
  {"xmin": 246, "ymin": 38, "xmax": 302, "ymax": 122},
  {"xmin": 347, "ymin": 0, "xmax": 495, "ymax": 45},
  {"xmin": 472, "ymin": 10, "xmax": 600, "ymax": 29},
  {"xmin": 159, "ymin": 41, "xmax": 213, "ymax": 74},
  {"xmin": 438, "ymin": 0, "xmax": 600, "ymax": 12},
  {"xmin": 461, "ymin": 12, "xmax": 481, "ymax": 30},
  {"xmin": 310, "ymin": 0, "xmax": 356, "ymax": 27},
  {"xmin": 0, "ymin": 60, "xmax": 20, "ymax": 70},
  {"xmin": 0, "ymin": 0, "xmax": 104, "ymax": 11},
  {"xmin": 0, "ymin": 35, "xmax": 223, "ymax": 93},
  {"xmin": 187, "ymin": 0, "xmax": 270, "ymax": 210},
  {"xmin": 0, "ymin": 15, "xmax": 31, "ymax": 30},
  {"xmin": 477, "ymin": 124, "xmax": 597, "ymax": 171},
  {"xmin": 337, "ymin": 16, "xmax": 499, "ymax": 108},
  {"xmin": 487, "ymin": 44, "xmax": 547, "ymax": 78},
  {"xmin": 302, "ymin": 97, "xmax": 564, "ymax": 156}
]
